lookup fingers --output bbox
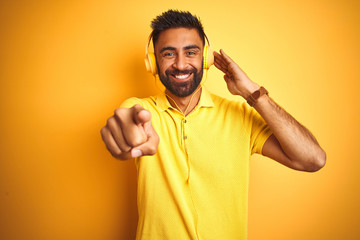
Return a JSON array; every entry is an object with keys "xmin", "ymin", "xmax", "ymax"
[
  {"xmin": 132, "ymin": 104, "xmax": 152, "ymax": 125},
  {"xmin": 214, "ymin": 49, "xmax": 233, "ymax": 66},
  {"xmin": 115, "ymin": 106, "xmax": 147, "ymax": 147},
  {"xmin": 213, "ymin": 50, "xmax": 232, "ymax": 75},
  {"xmin": 131, "ymin": 126, "xmax": 159, "ymax": 158},
  {"xmin": 214, "ymin": 59, "xmax": 232, "ymax": 81},
  {"xmin": 107, "ymin": 117, "xmax": 132, "ymax": 152},
  {"xmin": 214, "ymin": 57, "xmax": 226, "ymax": 73},
  {"xmin": 213, "ymin": 51, "xmax": 226, "ymax": 71},
  {"xmin": 101, "ymin": 104, "xmax": 159, "ymax": 160},
  {"xmin": 132, "ymin": 117, "xmax": 160, "ymax": 157},
  {"xmin": 100, "ymin": 125, "xmax": 130, "ymax": 160},
  {"xmin": 219, "ymin": 49, "xmax": 235, "ymax": 64}
]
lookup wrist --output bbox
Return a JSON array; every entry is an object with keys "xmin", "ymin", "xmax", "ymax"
[
  {"xmin": 241, "ymin": 82, "xmax": 260, "ymax": 99},
  {"xmin": 246, "ymin": 86, "xmax": 269, "ymax": 107}
]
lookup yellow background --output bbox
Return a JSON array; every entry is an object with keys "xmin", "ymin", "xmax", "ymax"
[{"xmin": 1, "ymin": 0, "xmax": 359, "ymax": 239}]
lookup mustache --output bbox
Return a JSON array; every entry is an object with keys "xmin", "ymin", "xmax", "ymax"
[{"xmin": 165, "ymin": 68, "xmax": 197, "ymax": 76}]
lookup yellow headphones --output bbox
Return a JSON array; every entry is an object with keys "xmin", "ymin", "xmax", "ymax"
[{"xmin": 144, "ymin": 31, "xmax": 214, "ymax": 76}]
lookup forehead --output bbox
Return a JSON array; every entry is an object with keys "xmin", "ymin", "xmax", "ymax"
[{"xmin": 155, "ymin": 28, "xmax": 203, "ymax": 51}]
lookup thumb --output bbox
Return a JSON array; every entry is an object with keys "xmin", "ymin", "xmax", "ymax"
[{"xmin": 132, "ymin": 104, "xmax": 152, "ymax": 125}]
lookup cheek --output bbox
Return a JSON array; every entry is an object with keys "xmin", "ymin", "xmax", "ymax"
[
  {"xmin": 195, "ymin": 54, "xmax": 204, "ymax": 65},
  {"xmin": 192, "ymin": 57, "xmax": 203, "ymax": 71},
  {"xmin": 158, "ymin": 59, "xmax": 173, "ymax": 73}
]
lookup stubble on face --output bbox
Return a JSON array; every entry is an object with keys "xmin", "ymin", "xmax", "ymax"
[
  {"xmin": 157, "ymin": 61, "xmax": 204, "ymax": 97},
  {"xmin": 154, "ymin": 28, "xmax": 205, "ymax": 98}
]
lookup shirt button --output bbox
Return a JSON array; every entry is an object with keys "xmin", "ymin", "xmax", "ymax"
[
  {"xmin": 184, "ymin": 119, "xmax": 187, "ymax": 123},
  {"xmin": 183, "ymin": 136, "xmax": 187, "ymax": 140}
]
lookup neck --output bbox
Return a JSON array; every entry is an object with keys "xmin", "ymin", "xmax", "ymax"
[{"xmin": 165, "ymin": 87, "xmax": 202, "ymax": 116}]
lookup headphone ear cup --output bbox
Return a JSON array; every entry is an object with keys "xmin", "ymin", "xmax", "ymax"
[
  {"xmin": 203, "ymin": 45, "xmax": 214, "ymax": 70},
  {"xmin": 145, "ymin": 52, "xmax": 157, "ymax": 75}
]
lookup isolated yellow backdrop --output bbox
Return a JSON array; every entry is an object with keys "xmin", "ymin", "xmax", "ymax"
[{"xmin": 1, "ymin": 0, "xmax": 359, "ymax": 239}]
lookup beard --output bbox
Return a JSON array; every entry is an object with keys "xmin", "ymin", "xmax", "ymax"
[{"xmin": 157, "ymin": 62, "xmax": 204, "ymax": 97}]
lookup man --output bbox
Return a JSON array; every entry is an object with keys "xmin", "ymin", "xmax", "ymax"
[{"xmin": 100, "ymin": 10, "xmax": 326, "ymax": 240}]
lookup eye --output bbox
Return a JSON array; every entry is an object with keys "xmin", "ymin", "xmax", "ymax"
[
  {"xmin": 186, "ymin": 50, "xmax": 199, "ymax": 57},
  {"xmin": 163, "ymin": 52, "xmax": 175, "ymax": 58}
]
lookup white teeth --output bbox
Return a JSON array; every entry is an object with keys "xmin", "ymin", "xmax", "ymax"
[{"xmin": 174, "ymin": 74, "xmax": 190, "ymax": 79}]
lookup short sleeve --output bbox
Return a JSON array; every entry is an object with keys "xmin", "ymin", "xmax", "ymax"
[
  {"xmin": 120, "ymin": 97, "xmax": 144, "ymax": 109},
  {"xmin": 246, "ymin": 105, "xmax": 273, "ymax": 155}
]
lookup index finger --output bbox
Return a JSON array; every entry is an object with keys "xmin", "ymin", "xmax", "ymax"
[
  {"xmin": 219, "ymin": 49, "xmax": 235, "ymax": 64},
  {"xmin": 214, "ymin": 51, "xmax": 230, "ymax": 73},
  {"xmin": 213, "ymin": 50, "xmax": 225, "ymax": 63},
  {"xmin": 132, "ymin": 104, "xmax": 152, "ymax": 125}
]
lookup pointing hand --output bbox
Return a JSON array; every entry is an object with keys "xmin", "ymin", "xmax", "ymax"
[{"xmin": 100, "ymin": 104, "xmax": 159, "ymax": 160}]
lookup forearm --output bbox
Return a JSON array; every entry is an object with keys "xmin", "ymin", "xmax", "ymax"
[
  {"xmin": 254, "ymin": 93, "xmax": 326, "ymax": 170},
  {"xmin": 213, "ymin": 49, "xmax": 326, "ymax": 170}
]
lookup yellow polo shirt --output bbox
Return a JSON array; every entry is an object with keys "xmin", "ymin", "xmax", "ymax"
[{"xmin": 121, "ymin": 88, "xmax": 272, "ymax": 240}]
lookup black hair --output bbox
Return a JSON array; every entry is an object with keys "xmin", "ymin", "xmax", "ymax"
[{"xmin": 150, "ymin": 10, "xmax": 205, "ymax": 47}]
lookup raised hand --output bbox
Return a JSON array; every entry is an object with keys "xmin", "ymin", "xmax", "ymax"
[
  {"xmin": 100, "ymin": 104, "xmax": 159, "ymax": 160},
  {"xmin": 213, "ymin": 49, "xmax": 259, "ymax": 99}
]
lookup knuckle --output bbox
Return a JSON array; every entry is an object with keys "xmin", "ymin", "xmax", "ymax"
[
  {"xmin": 129, "ymin": 135, "xmax": 146, "ymax": 147},
  {"xmin": 119, "ymin": 143, "xmax": 132, "ymax": 153},
  {"xmin": 132, "ymin": 104, "xmax": 142, "ymax": 110},
  {"xmin": 106, "ymin": 117, "xmax": 115, "ymax": 127},
  {"xmin": 151, "ymin": 131, "xmax": 160, "ymax": 144},
  {"xmin": 114, "ymin": 108, "xmax": 126, "ymax": 118},
  {"xmin": 116, "ymin": 156, "xmax": 127, "ymax": 161},
  {"xmin": 156, "ymin": 136, "xmax": 160, "ymax": 146},
  {"xmin": 100, "ymin": 127, "xmax": 106, "ymax": 136},
  {"xmin": 147, "ymin": 144, "xmax": 158, "ymax": 155},
  {"xmin": 100, "ymin": 127, "xmax": 109, "ymax": 141},
  {"xmin": 109, "ymin": 147, "xmax": 128, "ymax": 160},
  {"xmin": 154, "ymin": 132, "xmax": 160, "ymax": 142},
  {"xmin": 132, "ymin": 104, "xmax": 145, "ymax": 115},
  {"xmin": 111, "ymin": 152, "xmax": 123, "ymax": 160},
  {"xmin": 110, "ymin": 148, "xmax": 122, "ymax": 157}
]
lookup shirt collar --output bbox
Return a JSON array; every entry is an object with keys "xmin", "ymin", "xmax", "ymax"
[{"xmin": 155, "ymin": 87, "xmax": 214, "ymax": 112}]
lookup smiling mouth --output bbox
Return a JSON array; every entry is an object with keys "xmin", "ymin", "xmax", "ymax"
[{"xmin": 172, "ymin": 73, "xmax": 191, "ymax": 80}]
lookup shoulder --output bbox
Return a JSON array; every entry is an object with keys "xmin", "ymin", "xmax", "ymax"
[
  {"xmin": 209, "ymin": 93, "xmax": 249, "ymax": 115},
  {"xmin": 120, "ymin": 95, "xmax": 164, "ymax": 123},
  {"xmin": 208, "ymin": 92, "xmax": 265, "ymax": 125},
  {"xmin": 120, "ymin": 96, "xmax": 157, "ymax": 109}
]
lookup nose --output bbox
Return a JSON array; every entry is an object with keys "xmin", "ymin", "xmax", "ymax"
[{"xmin": 173, "ymin": 53, "xmax": 186, "ymax": 70}]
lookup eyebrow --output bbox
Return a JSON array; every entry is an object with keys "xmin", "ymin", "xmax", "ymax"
[
  {"xmin": 160, "ymin": 45, "xmax": 201, "ymax": 53},
  {"xmin": 184, "ymin": 45, "xmax": 200, "ymax": 51},
  {"xmin": 160, "ymin": 46, "xmax": 176, "ymax": 53}
]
